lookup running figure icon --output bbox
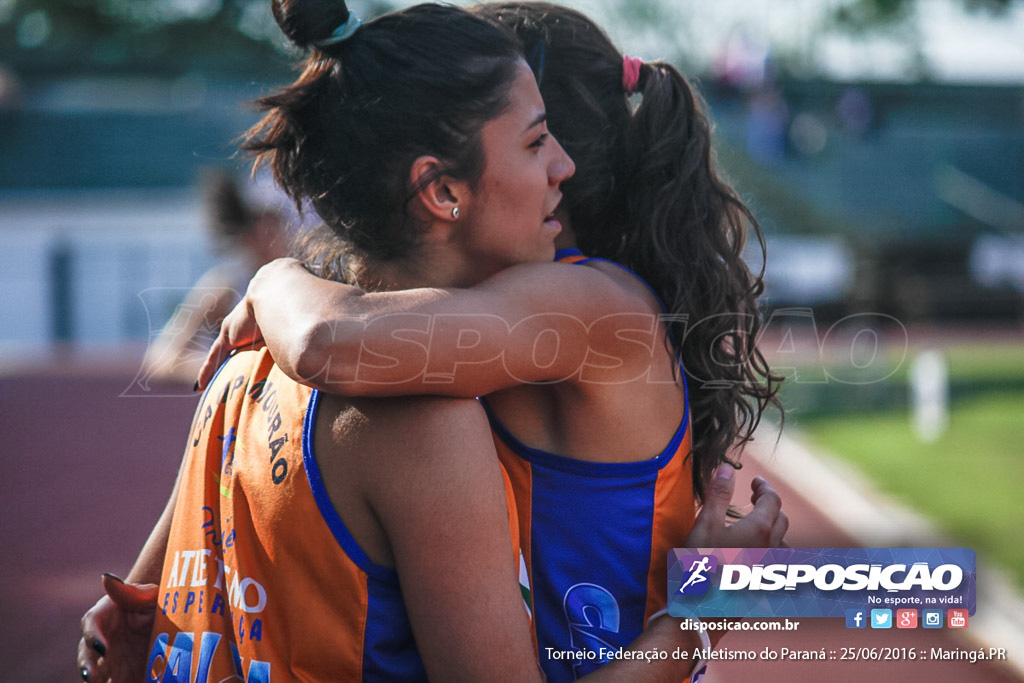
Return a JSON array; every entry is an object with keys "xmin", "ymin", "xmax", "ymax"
[{"xmin": 679, "ymin": 557, "xmax": 712, "ymax": 594}]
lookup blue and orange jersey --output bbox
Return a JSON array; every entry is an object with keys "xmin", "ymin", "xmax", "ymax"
[
  {"xmin": 146, "ymin": 347, "xmax": 523, "ymax": 682},
  {"xmin": 486, "ymin": 248, "xmax": 698, "ymax": 681}
]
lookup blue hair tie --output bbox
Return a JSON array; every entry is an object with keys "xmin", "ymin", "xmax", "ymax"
[
  {"xmin": 315, "ymin": 11, "xmax": 362, "ymax": 48},
  {"xmin": 528, "ymin": 40, "xmax": 547, "ymax": 85}
]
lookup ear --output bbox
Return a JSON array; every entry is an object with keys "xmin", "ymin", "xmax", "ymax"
[{"xmin": 408, "ymin": 155, "xmax": 470, "ymax": 230}]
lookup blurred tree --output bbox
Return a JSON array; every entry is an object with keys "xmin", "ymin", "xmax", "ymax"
[
  {"xmin": 594, "ymin": 0, "xmax": 1020, "ymax": 82},
  {"xmin": 0, "ymin": 0, "xmax": 392, "ymax": 78},
  {"xmin": 1, "ymin": 0, "xmax": 1017, "ymax": 79},
  {"xmin": 833, "ymin": 0, "xmax": 1016, "ymax": 30},
  {"xmin": 617, "ymin": 0, "xmax": 694, "ymax": 70},
  {"xmin": 822, "ymin": 0, "xmax": 1019, "ymax": 81}
]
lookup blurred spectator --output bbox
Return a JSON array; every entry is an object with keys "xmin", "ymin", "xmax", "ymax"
[
  {"xmin": 713, "ymin": 26, "xmax": 772, "ymax": 91},
  {"xmin": 713, "ymin": 28, "xmax": 791, "ymax": 165},
  {"xmin": 140, "ymin": 168, "xmax": 290, "ymax": 386},
  {"xmin": 747, "ymin": 85, "xmax": 791, "ymax": 163},
  {"xmin": 0, "ymin": 64, "xmax": 23, "ymax": 109},
  {"xmin": 836, "ymin": 86, "xmax": 874, "ymax": 135}
]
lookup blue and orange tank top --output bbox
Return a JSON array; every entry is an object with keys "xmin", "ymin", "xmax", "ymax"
[
  {"xmin": 486, "ymin": 248, "xmax": 697, "ymax": 681},
  {"xmin": 146, "ymin": 347, "xmax": 523, "ymax": 681}
]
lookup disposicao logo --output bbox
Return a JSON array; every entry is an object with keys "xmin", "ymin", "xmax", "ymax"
[
  {"xmin": 677, "ymin": 555, "xmax": 718, "ymax": 596},
  {"xmin": 668, "ymin": 548, "xmax": 976, "ymax": 619}
]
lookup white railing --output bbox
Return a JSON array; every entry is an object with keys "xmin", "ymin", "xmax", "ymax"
[{"xmin": 0, "ymin": 189, "xmax": 215, "ymax": 346}]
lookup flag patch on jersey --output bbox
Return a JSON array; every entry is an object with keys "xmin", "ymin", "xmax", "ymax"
[{"xmin": 519, "ymin": 551, "xmax": 532, "ymax": 619}]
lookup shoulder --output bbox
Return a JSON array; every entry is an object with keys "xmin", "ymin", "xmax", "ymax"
[
  {"xmin": 476, "ymin": 259, "xmax": 658, "ymax": 318},
  {"xmin": 318, "ymin": 395, "xmax": 489, "ymax": 461},
  {"xmin": 351, "ymin": 395, "xmax": 485, "ymax": 435},
  {"xmin": 318, "ymin": 397, "xmax": 502, "ymax": 532},
  {"xmin": 201, "ymin": 346, "xmax": 271, "ymax": 398}
]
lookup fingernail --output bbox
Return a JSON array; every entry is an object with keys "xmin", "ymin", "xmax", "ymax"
[
  {"xmin": 101, "ymin": 572, "xmax": 124, "ymax": 583},
  {"xmin": 715, "ymin": 464, "xmax": 735, "ymax": 479},
  {"xmin": 193, "ymin": 380, "xmax": 201, "ymax": 392},
  {"xmin": 91, "ymin": 639, "xmax": 106, "ymax": 657}
]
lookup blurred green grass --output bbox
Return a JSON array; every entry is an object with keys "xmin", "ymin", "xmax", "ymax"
[{"xmin": 779, "ymin": 342, "xmax": 1024, "ymax": 588}]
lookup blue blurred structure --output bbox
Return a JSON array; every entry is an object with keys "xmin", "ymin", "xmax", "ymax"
[
  {"xmin": 0, "ymin": 75, "xmax": 260, "ymax": 189},
  {"xmin": 0, "ymin": 74, "xmax": 266, "ymax": 346},
  {"xmin": 706, "ymin": 79, "xmax": 1024, "ymax": 322},
  {"xmin": 2, "ymin": 70, "xmax": 1022, "ymax": 345}
]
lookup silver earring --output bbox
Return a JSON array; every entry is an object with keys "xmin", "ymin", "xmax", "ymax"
[{"xmin": 451, "ymin": 206, "xmax": 460, "ymax": 219}]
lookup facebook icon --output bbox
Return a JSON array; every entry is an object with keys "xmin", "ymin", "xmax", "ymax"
[{"xmin": 846, "ymin": 609, "xmax": 867, "ymax": 629}]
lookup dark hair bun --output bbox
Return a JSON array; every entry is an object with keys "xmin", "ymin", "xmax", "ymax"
[
  {"xmin": 245, "ymin": 2, "xmax": 522, "ymax": 261},
  {"xmin": 272, "ymin": 0, "xmax": 351, "ymax": 49}
]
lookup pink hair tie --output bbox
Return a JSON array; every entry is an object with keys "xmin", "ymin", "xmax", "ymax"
[{"xmin": 622, "ymin": 55, "xmax": 643, "ymax": 95}]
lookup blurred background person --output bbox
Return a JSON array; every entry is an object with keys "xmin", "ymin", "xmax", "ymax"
[{"xmin": 139, "ymin": 167, "xmax": 289, "ymax": 387}]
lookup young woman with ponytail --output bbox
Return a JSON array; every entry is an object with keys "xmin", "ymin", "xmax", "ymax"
[
  {"xmin": 79, "ymin": 1, "xmax": 723, "ymax": 680},
  {"xmin": 475, "ymin": 2, "xmax": 783, "ymax": 506},
  {"xmin": 191, "ymin": 3, "xmax": 786, "ymax": 681}
]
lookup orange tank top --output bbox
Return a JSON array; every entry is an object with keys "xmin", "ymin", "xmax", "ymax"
[{"xmin": 146, "ymin": 347, "xmax": 525, "ymax": 681}]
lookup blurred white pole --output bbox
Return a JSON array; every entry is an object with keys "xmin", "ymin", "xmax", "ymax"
[{"xmin": 909, "ymin": 349, "xmax": 949, "ymax": 443}]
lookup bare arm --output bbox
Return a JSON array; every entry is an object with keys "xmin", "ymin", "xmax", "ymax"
[
  {"xmin": 77, "ymin": 466, "xmax": 183, "ymax": 682},
  {"xmin": 199, "ymin": 257, "xmax": 659, "ymax": 397},
  {"xmin": 125, "ymin": 468, "xmax": 181, "ymax": 583},
  {"xmin": 353, "ymin": 397, "xmax": 544, "ymax": 681}
]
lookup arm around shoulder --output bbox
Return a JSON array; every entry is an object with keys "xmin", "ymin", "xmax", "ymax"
[{"xmin": 255, "ymin": 260, "xmax": 658, "ymax": 398}]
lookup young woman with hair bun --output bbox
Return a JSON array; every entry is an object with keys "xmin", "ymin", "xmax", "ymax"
[
  {"xmin": 78, "ymin": 1, "xmax": 730, "ymax": 680},
  {"xmin": 194, "ymin": 3, "xmax": 788, "ymax": 681}
]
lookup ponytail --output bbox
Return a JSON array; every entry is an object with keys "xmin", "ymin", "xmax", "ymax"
[
  {"xmin": 624, "ymin": 62, "xmax": 782, "ymax": 500},
  {"xmin": 477, "ymin": 2, "xmax": 782, "ymax": 502}
]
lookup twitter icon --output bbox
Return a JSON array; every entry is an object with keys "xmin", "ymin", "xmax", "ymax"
[{"xmin": 870, "ymin": 609, "xmax": 893, "ymax": 629}]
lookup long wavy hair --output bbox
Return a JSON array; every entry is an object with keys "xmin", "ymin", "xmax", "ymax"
[{"xmin": 476, "ymin": 2, "xmax": 783, "ymax": 501}]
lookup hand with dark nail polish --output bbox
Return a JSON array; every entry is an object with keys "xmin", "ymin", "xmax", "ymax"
[{"xmin": 77, "ymin": 574, "xmax": 159, "ymax": 682}]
